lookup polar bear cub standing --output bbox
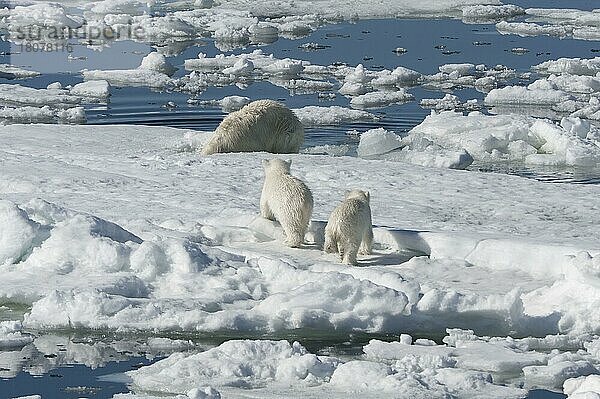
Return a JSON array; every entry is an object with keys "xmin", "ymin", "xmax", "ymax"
[
  {"xmin": 260, "ymin": 158, "xmax": 313, "ymax": 247},
  {"xmin": 201, "ymin": 100, "xmax": 304, "ymax": 155},
  {"xmin": 324, "ymin": 190, "xmax": 373, "ymax": 265}
]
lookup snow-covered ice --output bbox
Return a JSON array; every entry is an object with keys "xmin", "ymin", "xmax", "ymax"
[
  {"xmin": 4, "ymin": 3, "xmax": 83, "ymax": 31},
  {"xmin": 535, "ymin": 57, "xmax": 600, "ymax": 77},
  {"xmin": 406, "ymin": 111, "xmax": 600, "ymax": 167},
  {"xmin": 421, "ymin": 94, "xmax": 481, "ymax": 111},
  {"xmin": 461, "ymin": 4, "xmax": 525, "ymax": 22},
  {"xmin": 349, "ymin": 89, "xmax": 414, "ymax": 109},
  {"xmin": 564, "ymin": 375, "xmax": 600, "ymax": 398},
  {"xmin": 83, "ymin": 52, "xmax": 174, "ymax": 89},
  {"xmin": 292, "ymin": 105, "xmax": 378, "ymax": 126},
  {"xmin": 485, "ymin": 86, "xmax": 572, "ymax": 107},
  {"xmin": 0, "ymin": 123, "xmax": 599, "ymax": 341},
  {"xmin": 190, "ymin": 95, "xmax": 251, "ymax": 113},
  {"xmin": 121, "ymin": 329, "xmax": 600, "ymax": 398},
  {"xmin": 0, "ymin": 83, "xmax": 81, "ymax": 107},
  {"xmin": 356, "ymin": 128, "xmax": 404, "ymax": 158},
  {"xmin": 70, "ymin": 80, "xmax": 110, "ymax": 100},
  {"xmin": 0, "ymin": 64, "xmax": 40, "ymax": 80},
  {"xmin": 0, "ymin": 321, "xmax": 33, "ymax": 349},
  {"xmin": 496, "ymin": 21, "xmax": 572, "ymax": 38}
]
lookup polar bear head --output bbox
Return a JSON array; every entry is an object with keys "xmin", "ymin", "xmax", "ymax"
[
  {"xmin": 262, "ymin": 158, "xmax": 292, "ymax": 175},
  {"xmin": 345, "ymin": 189, "xmax": 370, "ymax": 203}
]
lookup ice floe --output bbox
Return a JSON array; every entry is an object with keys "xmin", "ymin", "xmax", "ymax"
[
  {"xmin": 420, "ymin": 94, "xmax": 481, "ymax": 111},
  {"xmin": 83, "ymin": 52, "xmax": 174, "ymax": 88},
  {"xmin": 496, "ymin": 21, "xmax": 572, "ymax": 38},
  {"xmin": 0, "ymin": 124, "xmax": 599, "ymax": 338},
  {"xmin": 0, "ymin": 122, "xmax": 599, "ymax": 397},
  {"xmin": 501, "ymin": 8, "xmax": 600, "ymax": 41},
  {"xmin": 461, "ymin": 4, "xmax": 525, "ymax": 22},
  {"xmin": 355, "ymin": 127, "xmax": 474, "ymax": 169},
  {"xmin": 292, "ymin": 105, "xmax": 378, "ymax": 126},
  {"xmin": 479, "ymin": 56, "xmax": 600, "ymax": 120},
  {"xmin": 407, "ymin": 111, "xmax": 600, "ymax": 167},
  {"xmin": 349, "ymin": 89, "xmax": 413, "ymax": 109},
  {"xmin": 0, "ymin": 64, "xmax": 40, "ymax": 80},
  {"xmin": 0, "ymin": 81, "xmax": 101, "ymax": 123},
  {"xmin": 485, "ymin": 85, "xmax": 573, "ymax": 107},
  {"xmin": 189, "ymin": 0, "xmax": 507, "ymax": 21},
  {"xmin": 535, "ymin": 57, "xmax": 600, "ymax": 77},
  {"xmin": 189, "ymin": 95, "xmax": 251, "ymax": 113},
  {"xmin": 122, "ymin": 329, "xmax": 600, "ymax": 398},
  {"xmin": 564, "ymin": 374, "xmax": 600, "ymax": 398},
  {"xmin": 70, "ymin": 80, "xmax": 110, "ymax": 100},
  {"xmin": 0, "ymin": 321, "xmax": 33, "ymax": 349},
  {"xmin": 0, "ymin": 332, "xmax": 201, "ymax": 381},
  {"xmin": 424, "ymin": 63, "xmax": 518, "ymax": 91},
  {"xmin": 0, "ymin": 83, "xmax": 81, "ymax": 107},
  {"xmin": 3, "ymin": 3, "xmax": 83, "ymax": 31},
  {"xmin": 356, "ymin": 128, "xmax": 403, "ymax": 158}
]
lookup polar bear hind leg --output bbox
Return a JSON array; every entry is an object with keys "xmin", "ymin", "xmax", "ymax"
[
  {"xmin": 341, "ymin": 239, "xmax": 359, "ymax": 266},
  {"xmin": 281, "ymin": 219, "xmax": 305, "ymax": 248},
  {"xmin": 324, "ymin": 232, "xmax": 337, "ymax": 253},
  {"xmin": 359, "ymin": 226, "xmax": 373, "ymax": 255}
]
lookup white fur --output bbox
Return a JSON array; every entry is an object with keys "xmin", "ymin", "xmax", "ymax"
[
  {"xmin": 201, "ymin": 99, "xmax": 304, "ymax": 155},
  {"xmin": 324, "ymin": 189, "xmax": 373, "ymax": 265},
  {"xmin": 260, "ymin": 158, "xmax": 313, "ymax": 247}
]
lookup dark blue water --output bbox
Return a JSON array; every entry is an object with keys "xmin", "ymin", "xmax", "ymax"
[
  {"xmin": 12, "ymin": 17, "xmax": 600, "ymax": 125},
  {"xmin": 2, "ymin": 357, "xmax": 153, "ymax": 399}
]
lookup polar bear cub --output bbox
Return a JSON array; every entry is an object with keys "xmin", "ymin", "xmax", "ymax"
[
  {"xmin": 201, "ymin": 99, "xmax": 304, "ymax": 155},
  {"xmin": 260, "ymin": 158, "xmax": 313, "ymax": 247},
  {"xmin": 324, "ymin": 189, "xmax": 373, "ymax": 265}
]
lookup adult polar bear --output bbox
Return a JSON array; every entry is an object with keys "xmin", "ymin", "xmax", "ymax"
[{"xmin": 201, "ymin": 100, "xmax": 304, "ymax": 155}]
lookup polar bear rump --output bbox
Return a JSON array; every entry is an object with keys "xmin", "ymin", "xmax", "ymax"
[
  {"xmin": 260, "ymin": 158, "xmax": 313, "ymax": 247},
  {"xmin": 201, "ymin": 99, "xmax": 304, "ymax": 155},
  {"xmin": 324, "ymin": 189, "xmax": 373, "ymax": 265}
]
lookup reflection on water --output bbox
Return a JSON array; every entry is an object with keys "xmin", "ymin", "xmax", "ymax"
[
  {"xmin": 2, "ymin": 354, "xmax": 155, "ymax": 399},
  {"xmin": 471, "ymin": 162, "xmax": 600, "ymax": 184}
]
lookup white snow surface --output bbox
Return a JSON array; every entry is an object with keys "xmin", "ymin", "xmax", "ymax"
[
  {"xmin": 0, "ymin": 123, "xmax": 599, "ymax": 342},
  {"xmin": 0, "ymin": 122, "xmax": 599, "ymax": 397}
]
